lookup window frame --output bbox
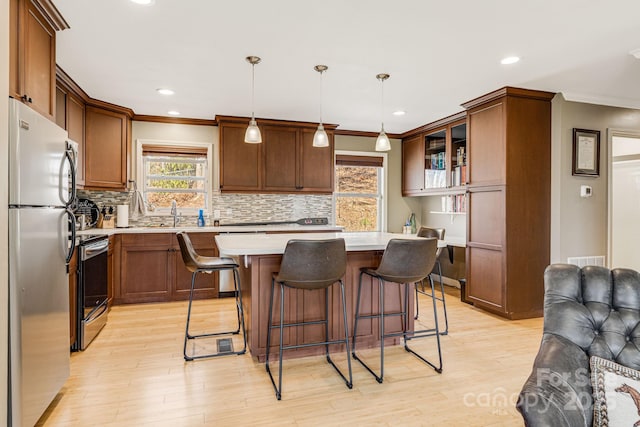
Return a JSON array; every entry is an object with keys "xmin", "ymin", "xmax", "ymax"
[
  {"xmin": 135, "ymin": 139, "xmax": 214, "ymax": 216},
  {"xmin": 333, "ymin": 150, "xmax": 388, "ymax": 232}
]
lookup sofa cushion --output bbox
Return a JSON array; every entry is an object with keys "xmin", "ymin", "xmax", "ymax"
[{"xmin": 590, "ymin": 355, "xmax": 640, "ymax": 426}]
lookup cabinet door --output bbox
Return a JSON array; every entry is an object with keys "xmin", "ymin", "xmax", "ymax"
[
  {"xmin": 118, "ymin": 234, "xmax": 173, "ymax": 304},
  {"xmin": 68, "ymin": 248, "xmax": 78, "ymax": 346},
  {"xmin": 402, "ymin": 134, "xmax": 425, "ymax": 195},
  {"xmin": 263, "ymin": 126, "xmax": 298, "ymax": 191},
  {"xmin": 85, "ymin": 106, "xmax": 128, "ymax": 190},
  {"xmin": 299, "ymin": 129, "xmax": 334, "ymax": 192},
  {"xmin": 22, "ymin": 0, "xmax": 56, "ymax": 119},
  {"xmin": 172, "ymin": 233, "xmax": 218, "ymax": 300},
  {"xmin": 9, "ymin": 0, "xmax": 20, "ymax": 100},
  {"xmin": 67, "ymin": 94, "xmax": 86, "ymax": 186},
  {"xmin": 220, "ymin": 123, "xmax": 261, "ymax": 191},
  {"xmin": 467, "ymin": 101, "xmax": 505, "ymax": 186}
]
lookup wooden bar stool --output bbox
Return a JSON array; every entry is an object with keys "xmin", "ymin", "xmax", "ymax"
[
  {"xmin": 266, "ymin": 238, "xmax": 353, "ymax": 400},
  {"xmin": 352, "ymin": 237, "xmax": 442, "ymax": 383},
  {"xmin": 176, "ymin": 232, "xmax": 246, "ymax": 361},
  {"xmin": 415, "ymin": 227, "xmax": 449, "ymax": 335}
]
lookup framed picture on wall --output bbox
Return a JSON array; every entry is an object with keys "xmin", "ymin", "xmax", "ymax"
[{"xmin": 572, "ymin": 128, "xmax": 600, "ymax": 177}]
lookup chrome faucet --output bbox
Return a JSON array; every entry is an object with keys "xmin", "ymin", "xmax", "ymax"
[{"xmin": 170, "ymin": 200, "xmax": 181, "ymax": 227}]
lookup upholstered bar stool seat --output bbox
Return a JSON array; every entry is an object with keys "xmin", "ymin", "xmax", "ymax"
[
  {"xmin": 176, "ymin": 232, "xmax": 246, "ymax": 361},
  {"xmin": 353, "ymin": 237, "xmax": 443, "ymax": 383},
  {"xmin": 266, "ymin": 238, "xmax": 353, "ymax": 400}
]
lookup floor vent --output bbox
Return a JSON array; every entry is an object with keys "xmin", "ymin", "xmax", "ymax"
[
  {"xmin": 567, "ymin": 256, "xmax": 606, "ymax": 268},
  {"xmin": 217, "ymin": 338, "xmax": 234, "ymax": 354}
]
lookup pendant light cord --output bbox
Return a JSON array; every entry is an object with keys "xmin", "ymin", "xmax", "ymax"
[
  {"xmin": 380, "ymin": 77, "xmax": 385, "ymax": 130},
  {"xmin": 251, "ymin": 63, "xmax": 256, "ymax": 119},
  {"xmin": 319, "ymin": 70, "xmax": 324, "ymax": 125}
]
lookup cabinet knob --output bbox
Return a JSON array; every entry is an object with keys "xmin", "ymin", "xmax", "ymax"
[{"xmin": 21, "ymin": 94, "xmax": 32, "ymax": 103}]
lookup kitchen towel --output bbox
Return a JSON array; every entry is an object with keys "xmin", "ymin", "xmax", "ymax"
[
  {"xmin": 130, "ymin": 188, "xmax": 146, "ymax": 219},
  {"xmin": 117, "ymin": 205, "xmax": 129, "ymax": 228}
]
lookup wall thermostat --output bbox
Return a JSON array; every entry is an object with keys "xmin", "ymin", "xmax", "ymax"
[{"xmin": 580, "ymin": 185, "xmax": 593, "ymax": 198}]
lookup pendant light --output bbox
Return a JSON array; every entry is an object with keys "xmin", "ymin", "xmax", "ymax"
[
  {"xmin": 244, "ymin": 56, "xmax": 262, "ymax": 143},
  {"xmin": 375, "ymin": 73, "xmax": 391, "ymax": 152},
  {"xmin": 312, "ymin": 65, "xmax": 329, "ymax": 147}
]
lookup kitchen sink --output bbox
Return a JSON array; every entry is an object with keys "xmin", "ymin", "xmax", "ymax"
[{"xmin": 144, "ymin": 223, "xmax": 173, "ymax": 228}]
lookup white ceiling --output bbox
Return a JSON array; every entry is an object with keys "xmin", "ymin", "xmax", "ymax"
[{"xmin": 55, "ymin": 0, "xmax": 640, "ymax": 134}]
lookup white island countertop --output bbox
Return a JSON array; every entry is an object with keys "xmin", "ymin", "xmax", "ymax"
[{"xmin": 215, "ymin": 232, "xmax": 443, "ymax": 256}]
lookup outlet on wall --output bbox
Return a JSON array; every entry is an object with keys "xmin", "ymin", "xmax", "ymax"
[
  {"xmin": 213, "ymin": 209, "xmax": 221, "ymax": 219},
  {"xmin": 226, "ymin": 208, "xmax": 232, "ymax": 217}
]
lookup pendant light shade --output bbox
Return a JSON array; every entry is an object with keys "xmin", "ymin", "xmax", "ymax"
[
  {"xmin": 245, "ymin": 56, "xmax": 262, "ymax": 144},
  {"xmin": 375, "ymin": 73, "xmax": 391, "ymax": 152},
  {"xmin": 312, "ymin": 65, "xmax": 329, "ymax": 147}
]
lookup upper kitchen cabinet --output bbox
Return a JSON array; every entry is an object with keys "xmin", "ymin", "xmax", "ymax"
[
  {"xmin": 9, "ymin": 0, "xmax": 69, "ymax": 120},
  {"xmin": 84, "ymin": 103, "xmax": 132, "ymax": 190},
  {"xmin": 217, "ymin": 116, "xmax": 335, "ymax": 194},
  {"xmin": 462, "ymin": 87, "xmax": 554, "ymax": 319},
  {"xmin": 56, "ymin": 67, "xmax": 87, "ymax": 187},
  {"xmin": 401, "ymin": 112, "xmax": 466, "ymax": 196}
]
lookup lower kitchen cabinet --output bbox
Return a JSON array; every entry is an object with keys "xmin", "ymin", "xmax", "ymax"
[
  {"xmin": 68, "ymin": 247, "xmax": 78, "ymax": 346},
  {"xmin": 114, "ymin": 232, "xmax": 218, "ymax": 305}
]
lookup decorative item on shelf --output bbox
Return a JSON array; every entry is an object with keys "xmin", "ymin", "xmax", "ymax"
[
  {"xmin": 375, "ymin": 73, "xmax": 391, "ymax": 152},
  {"xmin": 244, "ymin": 56, "xmax": 262, "ymax": 144},
  {"xmin": 312, "ymin": 65, "xmax": 330, "ymax": 148},
  {"xmin": 572, "ymin": 128, "xmax": 600, "ymax": 177},
  {"xmin": 409, "ymin": 213, "xmax": 417, "ymax": 234}
]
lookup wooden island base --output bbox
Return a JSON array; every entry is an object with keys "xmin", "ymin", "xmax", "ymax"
[{"xmin": 239, "ymin": 250, "xmax": 415, "ymax": 362}]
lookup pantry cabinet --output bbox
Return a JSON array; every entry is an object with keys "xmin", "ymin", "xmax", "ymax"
[
  {"xmin": 463, "ymin": 87, "xmax": 554, "ymax": 319},
  {"xmin": 9, "ymin": 0, "xmax": 69, "ymax": 120}
]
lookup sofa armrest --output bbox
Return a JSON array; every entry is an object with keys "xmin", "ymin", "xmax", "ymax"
[{"xmin": 517, "ymin": 334, "xmax": 592, "ymax": 427}]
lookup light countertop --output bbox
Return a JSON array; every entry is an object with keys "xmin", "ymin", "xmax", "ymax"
[
  {"xmin": 76, "ymin": 224, "xmax": 343, "ymax": 236},
  {"xmin": 215, "ymin": 232, "xmax": 446, "ymax": 256}
]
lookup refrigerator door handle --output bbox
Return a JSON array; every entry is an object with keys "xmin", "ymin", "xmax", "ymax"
[
  {"xmin": 64, "ymin": 142, "xmax": 77, "ymax": 209},
  {"xmin": 66, "ymin": 208, "xmax": 76, "ymax": 265}
]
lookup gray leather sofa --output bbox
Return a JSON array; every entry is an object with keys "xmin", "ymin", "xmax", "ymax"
[{"xmin": 517, "ymin": 264, "xmax": 640, "ymax": 426}]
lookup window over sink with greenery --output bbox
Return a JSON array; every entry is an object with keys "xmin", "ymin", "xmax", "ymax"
[
  {"xmin": 334, "ymin": 152, "xmax": 385, "ymax": 232},
  {"xmin": 136, "ymin": 141, "xmax": 213, "ymax": 215}
]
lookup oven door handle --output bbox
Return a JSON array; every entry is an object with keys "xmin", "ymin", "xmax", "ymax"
[
  {"xmin": 83, "ymin": 240, "xmax": 109, "ymax": 259},
  {"xmin": 85, "ymin": 299, "xmax": 108, "ymax": 324}
]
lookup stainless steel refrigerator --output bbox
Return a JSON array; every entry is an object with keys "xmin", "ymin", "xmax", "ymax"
[{"xmin": 8, "ymin": 98, "xmax": 77, "ymax": 427}]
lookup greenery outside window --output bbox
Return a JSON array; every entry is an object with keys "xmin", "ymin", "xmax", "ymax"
[
  {"xmin": 138, "ymin": 142, "xmax": 212, "ymax": 215},
  {"xmin": 334, "ymin": 153, "xmax": 385, "ymax": 232}
]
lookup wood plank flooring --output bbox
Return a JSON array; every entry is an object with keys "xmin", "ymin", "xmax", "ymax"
[{"xmin": 37, "ymin": 287, "xmax": 543, "ymax": 426}]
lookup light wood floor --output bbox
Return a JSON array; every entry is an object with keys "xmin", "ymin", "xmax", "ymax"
[{"xmin": 38, "ymin": 287, "xmax": 543, "ymax": 426}]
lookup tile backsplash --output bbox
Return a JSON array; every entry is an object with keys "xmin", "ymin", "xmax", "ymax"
[{"xmin": 78, "ymin": 190, "xmax": 333, "ymax": 227}]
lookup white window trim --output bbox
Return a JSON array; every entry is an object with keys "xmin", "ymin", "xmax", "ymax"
[
  {"xmin": 135, "ymin": 138, "xmax": 214, "ymax": 215},
  {"xmin": 333, "ymin": 150, "xmax": 388, "ymax": 232}
]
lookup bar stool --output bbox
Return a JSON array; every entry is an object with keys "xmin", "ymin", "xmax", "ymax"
[
  {"xmin": 415, "ymin": 227, "xmax": 449, "ymax": 335},
  {"xmin": 176, "ymin": 232, "xmax": 246, "ymax": 361},
  {"xmin": 352, "ymin": 238, "xmax": 442, "ymax": 383},
  {"xmin": 266, "ymin": 238, "xmax": 352, "ymax": 400}
]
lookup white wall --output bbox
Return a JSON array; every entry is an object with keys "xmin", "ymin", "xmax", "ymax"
[
  {"xmin": 335, "ymin": 134, "xmax": 421, "ymax": 232},
  {"xmin": 1, "ymin": 0, "xmax": 10, "ymax": 420},
  {"xmin": 551, "ymin": 94, "xmax": 640, "ymax": 264},
  {"xmin": 420, "ymin": 196, "xmax": 466, "ymax": 240}
]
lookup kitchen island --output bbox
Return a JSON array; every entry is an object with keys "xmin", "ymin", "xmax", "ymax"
[{"xmin": 215, "ymin": 232, "xmax": 429, "ymax": 361}]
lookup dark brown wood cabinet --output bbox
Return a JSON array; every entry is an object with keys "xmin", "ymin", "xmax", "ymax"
[
  {"xmin": 218, "ymin": 116, "xmax": 335, "ymax": 194},
  {"xmin": 68, "ymin": 247, "xmax": 78, "ymax": 346},
  {"xmin": 9, "ymin": 0, "xmax": 68, "ymax": 120},
  {"xmin": 55, "ymin": 75, "xmax": 86, "ymax": 187},
  {"xmin": 462, "ymin": 87, "xmax": 554, "ymax": 319},
  {"xmin": 115, "ymin": 233, "xmax": 218, "ymax": 304},
  {"xmin": 84, "ymin": 105, "xmax": 130, "ymax": 190},
  {"xmin": 401, "ymin": 113, "xmax": 467, "ymax": 197}
]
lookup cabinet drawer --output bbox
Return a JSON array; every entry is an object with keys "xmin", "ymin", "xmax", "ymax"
[
  {"xmin": 174, "ymin": 232, "xmax": 217, "ymax": 249},
  {"xmin": 121, "ymin": 233, "xmax": 172, "ymax": 247}
]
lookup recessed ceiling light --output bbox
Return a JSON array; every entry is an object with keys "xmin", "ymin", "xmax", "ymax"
[
  {"xmin": 130, "ymin": 0, "xmax": 154, "ymax": 5},
  {"xmin": 630, "ymin": 48, "xmax": 640, "ymax": 59},
  {"xmin": 501, "ymin": 56, "xmax": 520, "ymax": 65},
  {"xmin": 167, "ymin": 111, "xmax": 180, "ymax": 116},
  {"xmin": 393, "ymin": 110, "xmax": 406, "ymax": 116},
  {"xmin": 156, "ymin": 88, "xmax": 174, "ymax": 95}
]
